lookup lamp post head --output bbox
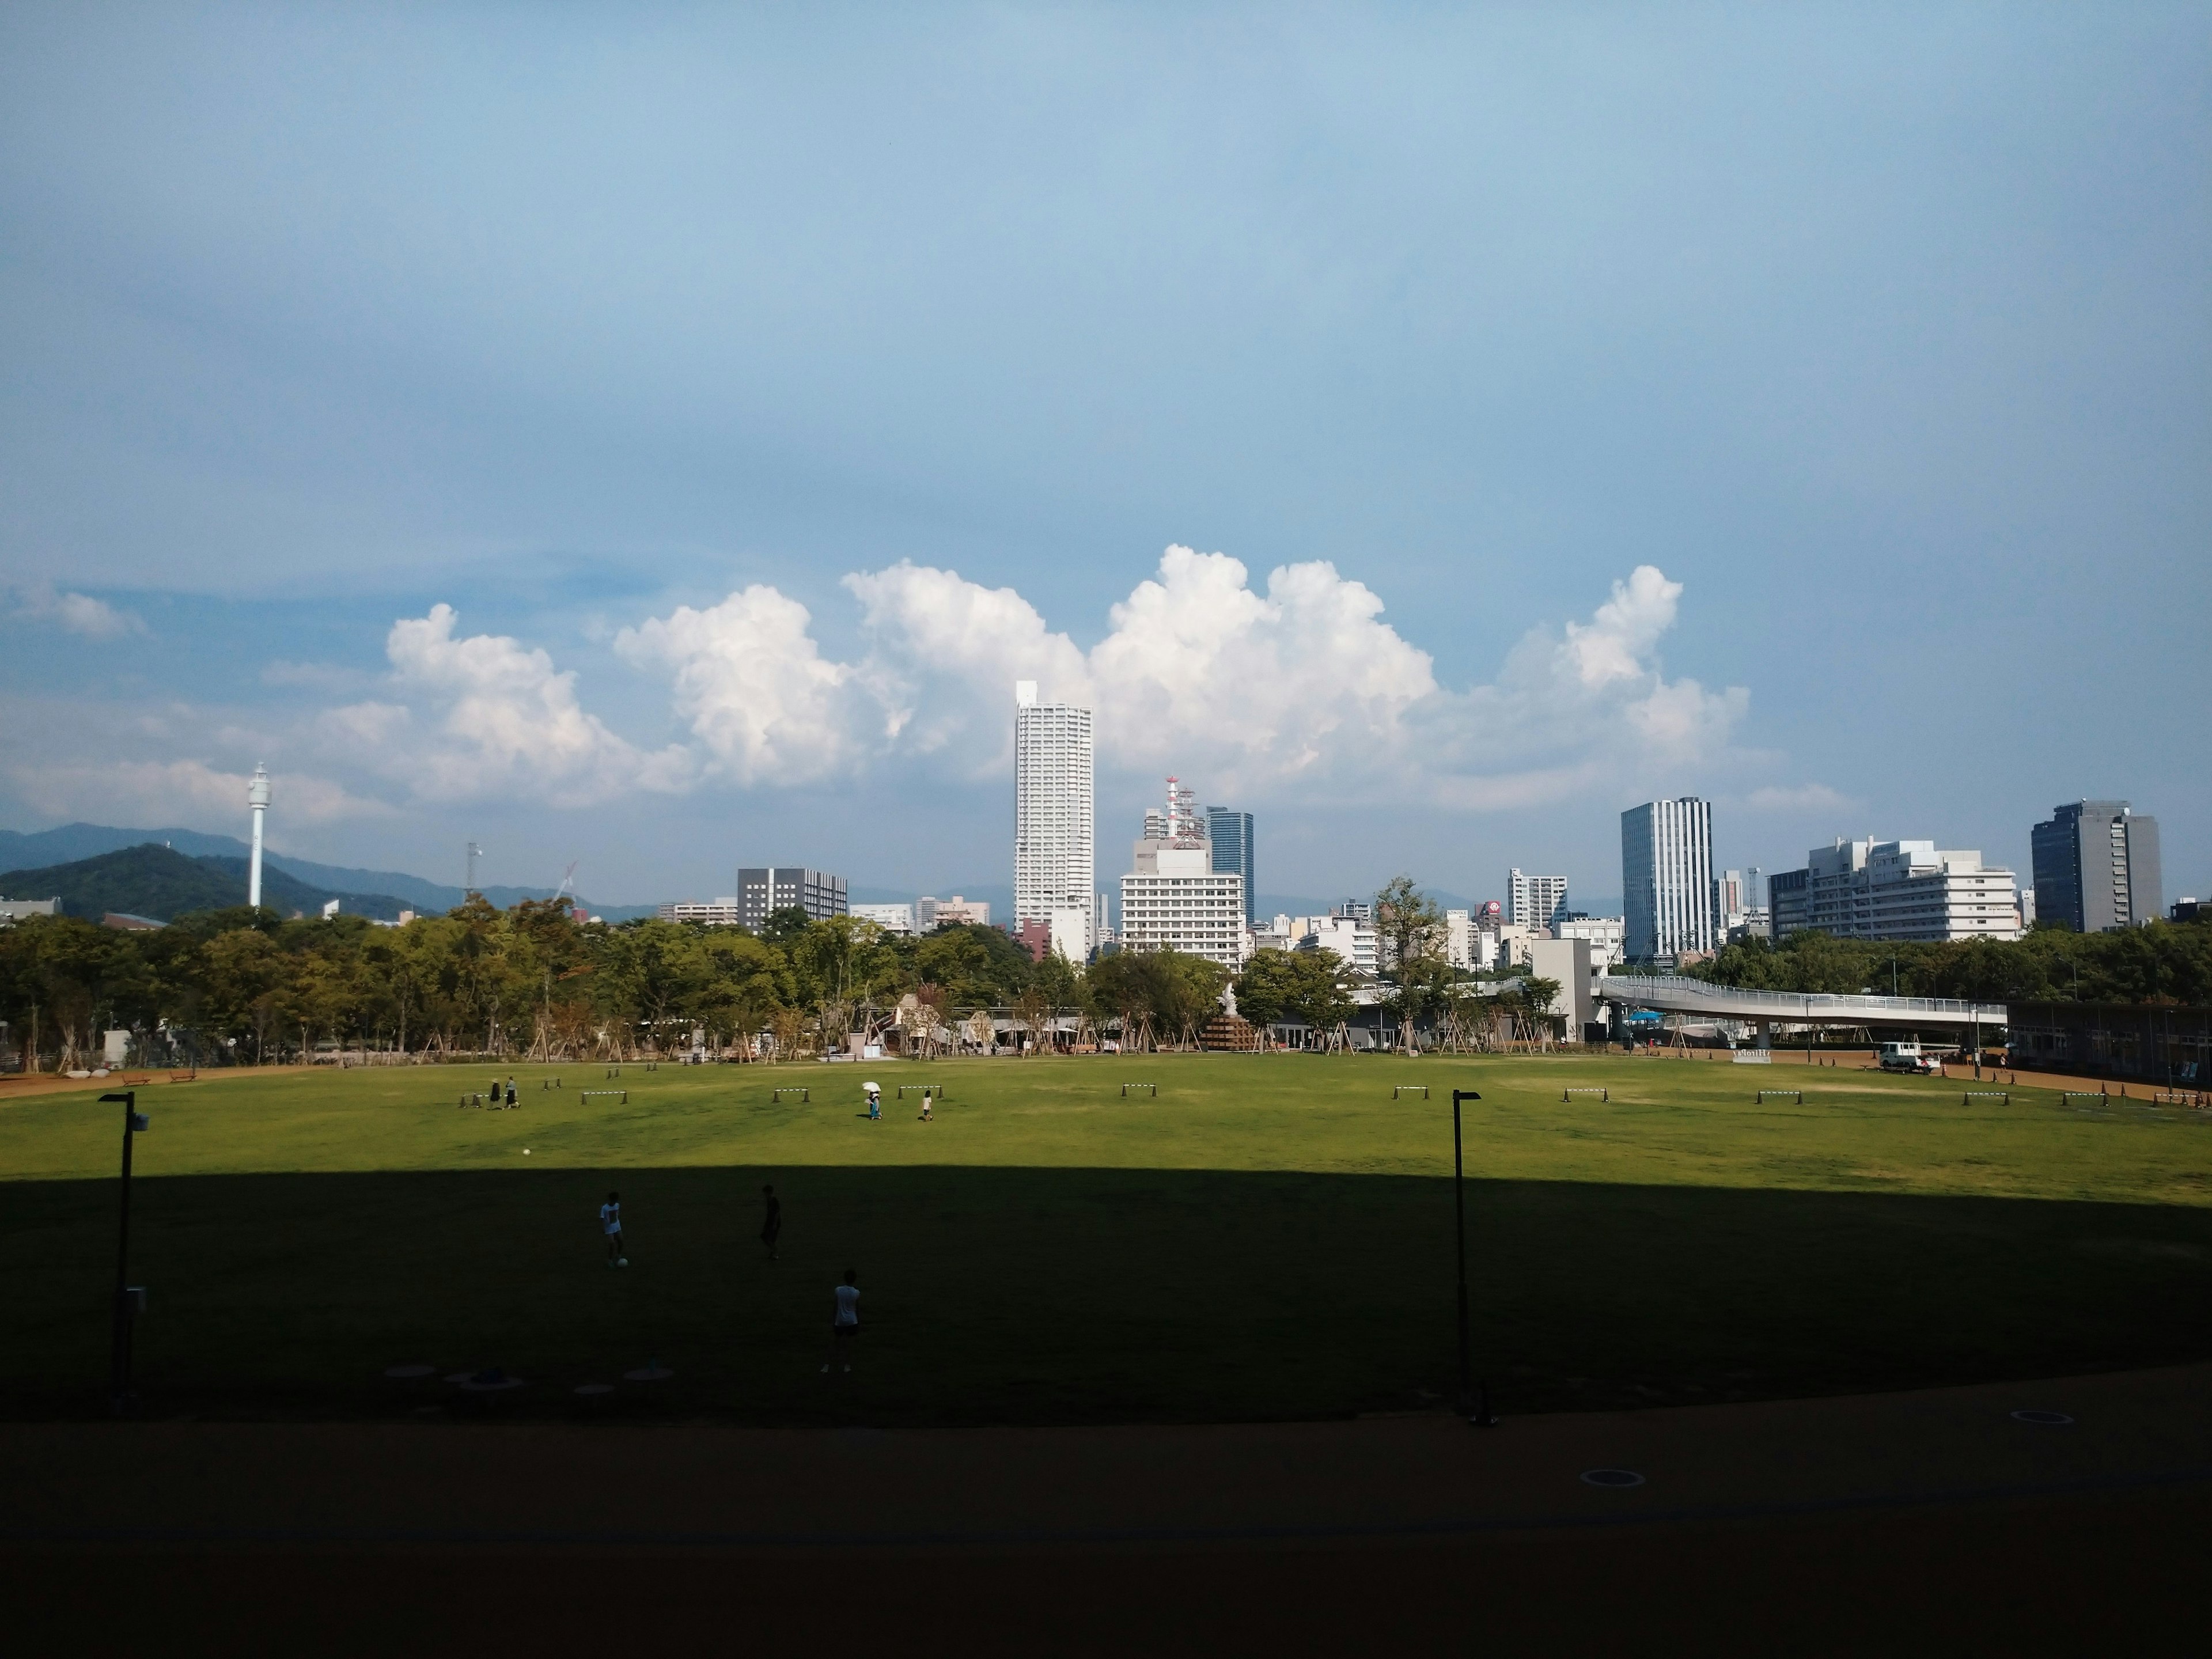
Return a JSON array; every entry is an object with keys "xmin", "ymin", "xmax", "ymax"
[{"xmin": 247, "ymin": 762, "xmax": 271, "ymax": 810}]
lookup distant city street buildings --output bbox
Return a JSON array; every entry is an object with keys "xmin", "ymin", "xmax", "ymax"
[
  {"xmin": 1767, "ymin": 838, "xmax": 2020, "ymax": 943},
  {"xmin": 1014, "ymin": 680, "xmax": 1097, "ymax": 950},
  {"xmin": 1622, "ymin": 798, "xmax": 1717, "ymax": 964},
  {"xmin": 1506, "ymin": 869, "xmax": 1568, "ymax": 930},
  {"xmin": 2031, "ymin": 800, "xmax": 2161, "ymax": 932}
]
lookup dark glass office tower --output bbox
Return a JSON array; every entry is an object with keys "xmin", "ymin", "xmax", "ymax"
[
  {"xmin": 1206, "ymin": 806, "xmax": 1256, "ymax": 922},
  {"xmin": 2030, "ymin": 801, "xmax": 2160, "ymax": 932}
]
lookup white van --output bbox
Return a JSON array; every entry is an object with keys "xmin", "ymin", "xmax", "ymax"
[{"xmin": 1878, "ymin": 1040, "xmax": 1941, "ymax": 1075}]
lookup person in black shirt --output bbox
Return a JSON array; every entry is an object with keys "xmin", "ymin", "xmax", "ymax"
[{"xmin": 760, "ymin": 1183, "xmax": 782, "ymax": 1261}]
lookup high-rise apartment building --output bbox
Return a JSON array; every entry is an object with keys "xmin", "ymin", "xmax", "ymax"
[
  {"xmin": 1206, "ymin": 806, "xmax": 1256, "ymax": 922},
  {"xmin": 1621, "ymin": 798, "xmax": 1716, "ymax": 963},
  {"xmin": 2031, "ymin": 801, "xmax": 2161, "ymax": 933},
  {"xmin": 1014, "ymin": 681, "xmax": 1096, "ymax": 949},
  {"xmin": 1768, "ymin": 839, "xmax": 2020, "ymax": 943},
  {"xmin": 1506, "ymin": 869, "xmax": 1569, "ymax": 930},
  {"xmin": 736, "ymin": 868, "xmax": 847, "ymax": 927}
]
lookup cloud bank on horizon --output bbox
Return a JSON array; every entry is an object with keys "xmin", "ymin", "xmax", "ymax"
[{"xmin": 245, "ymin": 547, "xmax": 1755, "ymax": 817}]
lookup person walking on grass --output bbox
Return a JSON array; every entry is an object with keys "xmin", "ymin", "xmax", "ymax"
[
  {"xmin": 864, "ymin": 1080, "xmax": 882, "ymax": 1120},
  {"xmin": 821, "ymin": 1268, "xmax": 860, "ymax": 1372},
  {"xmin": 601, "ymin": 1190, "xmax": 627, "ymax": 1267},
  {"xmin": 760, "ymin": 1183, "xmax": 782, "ymax": 1261},
  {"xmin": 916, "ymin": 1088, "xmax": 934, "ymax": 1122},
  {"xmin": 506, "ymin": 1077, "xmax": 518, "ymax": 1109}
]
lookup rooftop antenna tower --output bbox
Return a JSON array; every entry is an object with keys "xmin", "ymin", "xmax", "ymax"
[
  {"xmin": 465, "ymin": 842, "xmax": 483, "ymax": 894},
  {"xmin": 1166, "ymin": 776, "xmax": 1204, "ymax": 849},
  {"xmin": 246, "ymin": 763, "xmax": 271, "ymax": 908}
]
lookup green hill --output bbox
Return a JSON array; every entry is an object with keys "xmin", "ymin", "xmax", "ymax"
[{"xmin": 0, "ymin": 844, "xmax": 410, "ymax": 923}]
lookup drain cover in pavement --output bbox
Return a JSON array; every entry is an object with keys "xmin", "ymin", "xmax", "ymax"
[
  {"xmin": 2011, "ymin": 1409, "xmax": 2074, "ymax": 1425},
  {"xmin": 1580, "ymin": 1468, "xmax": 1646, "ymax": 1488}
]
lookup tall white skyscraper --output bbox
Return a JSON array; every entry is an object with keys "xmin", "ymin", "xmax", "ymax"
[
  {"xmin": 1014, "ymin": 680, "xmax": 1096, "ymax": 948},
  {"xmin": 1506, "ymin": 869, "xmax": 1568, "ymax": 930},
  {"xmin": 1622, "ymin": 797, "xmax": 1716, "ymax": 962}
]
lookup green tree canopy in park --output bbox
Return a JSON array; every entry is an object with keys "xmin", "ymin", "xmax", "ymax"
[
  {"xmin": 1691, "ymin": 920, "xmax": 2212, "ymax": 1005},
  {"xmin": 1232, "ymin": 948, "xmax": 1357, "ymax": 1031},
  {"xmin": 0, "ymin": 900, "xmax": 1123, "ymax": 1069}
]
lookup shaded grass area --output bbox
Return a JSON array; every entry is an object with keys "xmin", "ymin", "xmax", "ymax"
[{"xmin": 7, "ymin": 1163, "xmax": 2211, "ymax": 1425}]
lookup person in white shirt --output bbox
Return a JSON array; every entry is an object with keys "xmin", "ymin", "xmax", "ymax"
[
  {"xmin": 821, "ymin": 1268, "xmax": 860, "ymax": 1372},
  {"xmin": 600, "ymin": 1190, "xmax": 625, "ymax": 1266}
]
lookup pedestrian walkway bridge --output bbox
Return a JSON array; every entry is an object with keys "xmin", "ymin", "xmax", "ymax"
[{"xmin": 1597, "ymin": 975, "xmax": 2008, "ymax": 1032}]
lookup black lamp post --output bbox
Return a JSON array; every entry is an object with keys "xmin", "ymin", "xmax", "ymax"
[
  {"xmin": 1450, "ymin": 1088, "xmax": 1494, "ymax": 1426},
  {"xmin": 101, "ymin": 1090, "xmax": 149, "ymax": 1415}
]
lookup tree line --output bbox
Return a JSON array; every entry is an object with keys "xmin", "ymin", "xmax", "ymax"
[
  {"xmin": 0, "ymin": 874, "xmax": 1570, "ymax": 1071},
  {"xmin": 1687, "ymin": 919, "xmax": 2212, "ymax": 1005}
]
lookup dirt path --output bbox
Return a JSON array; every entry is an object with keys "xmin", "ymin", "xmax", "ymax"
[{"xmin": 6, "ymin": 1362, "xmax": 2206, "ymax": 1650}]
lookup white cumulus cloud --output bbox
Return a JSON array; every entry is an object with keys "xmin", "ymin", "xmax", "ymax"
[
  {"xmin": 332, "ymin": 604, "xmax": 690, "ymax": 804},
  {"xmin": 614, "ymin": 586, "xmax": 873, "ymax": 786},
  {"xmin": 618, "ymin": 547, "xmax": 1751, "ymax": 808}
]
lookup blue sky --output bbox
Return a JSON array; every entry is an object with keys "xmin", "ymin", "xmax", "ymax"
[{"xmin": 2, "ymin": 5, "xmax": 2206, "ymax": 910}]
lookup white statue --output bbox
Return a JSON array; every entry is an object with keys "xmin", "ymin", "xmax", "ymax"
[{"xmin": 1220, "ymin": 980, "xmax": 1238, "ymax": 1020}]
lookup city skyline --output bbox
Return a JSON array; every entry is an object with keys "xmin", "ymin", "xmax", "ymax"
[{"xmin": 2, "ymin": 9, "xmax": 2205, "ymax": 905}]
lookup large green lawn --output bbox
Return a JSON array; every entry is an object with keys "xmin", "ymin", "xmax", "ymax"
[{"xmin": 3, "ymin": 1055, "xmax": 2208, "ymax": 1425}]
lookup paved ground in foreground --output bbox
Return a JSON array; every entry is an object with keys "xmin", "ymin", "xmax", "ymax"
[{"xmin": 7, "ymin": 1361, "xmax": 2206, "ymax": 1652}]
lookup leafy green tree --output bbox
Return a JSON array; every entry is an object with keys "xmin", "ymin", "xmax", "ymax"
[
  {"xmin": 1234, "ymin": 948, "xmax": 1355, "ymax": 1032},
  {"xmin": 1374, "ymin": 875, "xmax": 1444, "ymax": 977}
]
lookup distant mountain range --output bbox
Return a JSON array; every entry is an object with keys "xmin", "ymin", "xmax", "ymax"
[
  {"xmin": 0, "ymin": 823, "xmax": 657, "ymax": 922},
  {"xmin": 0, "ymin": 843, "xmax": 414, "ymax": 923}
]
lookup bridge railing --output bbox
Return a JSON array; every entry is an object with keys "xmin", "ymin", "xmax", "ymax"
[{"xmin": 1597, "ymin": 975, "xmax": 2006, "ymax": 1023}]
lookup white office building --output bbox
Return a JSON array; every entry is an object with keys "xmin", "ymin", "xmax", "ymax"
[
  {"xmin": 1622, "ymin": 797, "xmax": 1717, "ymax": 963},
  {"xmin": 658, "ymin": 898, "xmax": 743, "ymax": 926},
  {"xmin": 1507, "ymin": 870, "xmax": 1569, "ymax": 930},
  {"xmin": 1772, "ymin": 839, "xmax": 2021, "ymax": 943},
  {"xmin": 1014, "ymin": 681, "xmax": 1096, "ymax": 949},
  {"xmin": 1553, "ymin": 914, "xmax": 1626, "ymax": 967},
  {"xmin": 851, "ymin": 903, "xmax": 916, "ymax": 935},
  {"xmin": 1445, "ymin": 909, "xmax": 1473, "ymax": 969},
  {"xmin": 1287, "ymin": 912, "xmax": 1380, "ymax": 979},
  {"xmin": 1119, "ymin": 781, "xmax": 1246, "ymax": 968}
]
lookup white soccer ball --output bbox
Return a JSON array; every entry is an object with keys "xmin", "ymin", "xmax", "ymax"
[
  {"xmin": 522, "ymin": 1149, "xmax": 531, "ymax": 1155},
  {"xmin": 618, "ymin": 1257, "xmax": 629, "ymax": 1268}
]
